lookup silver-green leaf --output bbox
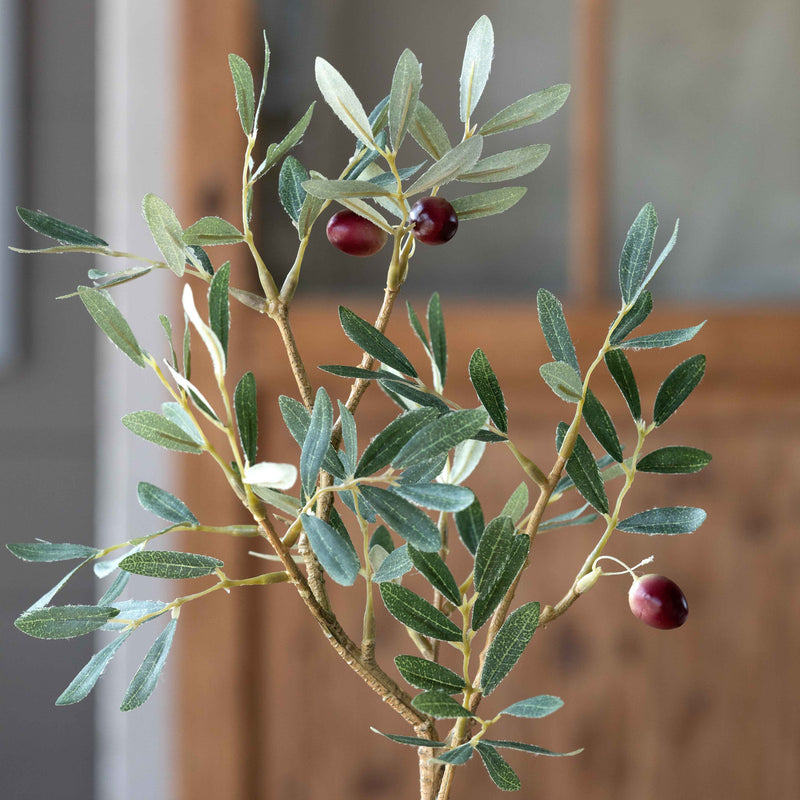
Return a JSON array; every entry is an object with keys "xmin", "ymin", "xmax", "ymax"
[
  {"xmin": 77, "ymin": 286, "xmax": 145, "ymax": 368},
  {"xmin": 142, "ymin": 193, "xmax": 185, "ymax": 276},
  {"xmin": 379, "ymin": 583, "xmax": 461, "ymax": 641},
  {"xmin": 450, "ymin": 186, "xmax": 527, "ymax": 220},
  {"xmin": 479, "ymin": 83, "xmax": 571, "ymax": 136},
  {"xmin": 15, "ymin": 605, "xmax": 120, "ymax": 640},
  {"xmin": 389, "ymin": 48, "xmax": 421, "ymax": 150},
  {"xmin": 17, "ymin": 206, "xmax": 108, "ymax": 247},
  {"xmin": 56, "ymin": 630, "xmax": 133, "ymax": 705},
  {"xmin": 315, "ymin": 57, "xmax": 374, "ymax": 149},
  {"xmin": 120, "ymin": 618, "xmax": 177, "ymax": 711},
  {"xmin": 539, "ymin": 361, "xmax": 582, "ymax": 402},
  {"xmin": 537, "ymin": 288, "xmax": 580, "ymax": 375},
  {"xmin": 137, "ymin": 482, "xmax": 197, "ymax": 525},
  {"xmin": 459, "ymin": 15, "xmax": 494, "ymax": 123},
  {"xmin": 119, "ymin": 550, "xmax": 223, "ymax": 579},
  {"xmin": 618, "ymin": 202, "xmax": 658, "ymax": 304},
  {"xmin": 182, "ymin": 217, "xmax": 244, "ymax": 246},
  {"xmin": 617, "ymin": 506, "xmax": 707, "ymax": 535},
  {"xmin": 458, "ymin": 144, "xmax": 549, "ymax": 183},
  {"xmin": 301, "ymin": 514, "xmax": 360, "ymax": 586},
  {"xmin": 480, "ymin": 601, "xmax": 540, "ymax": 696},
  {"xmin": 228, "ymin": 53, "xmax": 255, "ymax": 135},
  {"xmin": 406, "ymin": 136, "xmax": 483, "ymax": 196},
  {"xmin": 121, "ymin": 411, "xmax": 203, "ymax": 454}
]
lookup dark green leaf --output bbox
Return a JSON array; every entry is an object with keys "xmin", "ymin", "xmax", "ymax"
[
  {"xmin": 279, "ymin": 156, "xmax": 308, "ymax": 223},
  {"xmin": 479, "ymin": 83, "xmax": 571, "ymax": 136},
  {"xmin": 17, "ymin": 206, "xmax": 108, "ymax": 246},
  {"xmin": 370, "ymin": 728, "xmax": 447, "ymax": 748},
  {"xmin": 427, "ymin": 293, "xmax": 447, "ymax": 387},
  {"xmin": 458, "ymin": 144, "xmax": 549, "ymax": 183},
  {"xmin": 301, "ymin": 387, "xmax": 334, "ymax": 494},
  {"xmin": 119, "ymin": 550, "xmax": 223, "ymax": 579},
  {"xmin": 359, "ymin": 486, "xmax": 440, "ymax": 552},
  {"xmin": 499, "ymin": 695, "xmax": 564, "ymax": 719},
  {"xmin": 142, "ymin": 193, "xmax": 185, "ymax": 276},
  {"xmin": 469, "ymin": 348, "xmax": 507, "ymax": 432},
  {"xmin": 120, "ymin": 618, "xmax": 177, "ymax": 711},
  {"xmin": 407, "ymin": 546, "xmax": 462, "ymax": 605},
  {"xmin": 339, "ymin": 307, "xmax": 417, "ymax": 377},
  {"xmin": 338, "ymin": 400, "xmax": 358, "ymax": 474},
  {"xmin": 278, "ymin": 395, "xmax": 345, "ymax": 480},
  {"xmin": 632, "ymin": 218, "xmax": 680, "ymax": 303},
  {"xmin": 538, "ymin": 504, "xmax": 598, "ymax": 532},
  {"xmin": 637, "ymin": 446, "xmax": 712, "ymax": 474},
  {"xmin": 389, "ymin": 48, "xmax": 421, "ymax": 150},
  {"xmin": 407, "ymin": 136, "xmax": 484, "ymax": 196},
  {"xmin": 393, "ymin": 410, "xmax": 488, "ymax": 468},
  {"xmin": 15, "ymin": 605, "xmax": 120, "ymax": 640},
  {"xmin": 539, "ymin": 361, "xmax": 582, "ymax": 402},
  {"xmin": 472, "ymin": 534, "xmax": 528, "ymax": 631},
  {"xmin": 619, "ymin": 203, "xmax": 658, "ymax": 303},
  {"xmin": 399, "ymin": 454, "xmax": 448, "ymax": 485},
  {"xmin": 7, "ymin": 541, "xmax": 99, "ymax": 563},
  {"xmin": 618, "ymin": 322, "xmax": 706, "ymax": 351},
  {"xmin": 258, "ymin": 103, "xmax": 315, "ymax": 174},
  {"xmin": 394, "ymin": 655, "xmax": 465, "ymax": 694},
  {"xmin": 186, "ymin": 245, "xmax": 214, "ymax": 275},
  {"xmin": 557, "ymin": 423, "xmax": 609, "ymax": 514},
  {"xmin": 431, "ymin": 744, "xmax": 474, "ymax": 766},
  {"xmin": 234, "ymin": 371, "xmax": 258, "ymax": 465},
  {"xmin": 301, "ymin": 514, "xmax": 360, "ymax": 586},
  {"xmin": 229, "ymin": 53, "xmax": 255, "ymax": 134},
  {"xmin": 355, "ymin": 408, "xmax": 437, "ymax": 477},
  {"xmin": 207, "ymin": 261, "xmax": 231, "ymax": 360},
  {"xmin": 455, "ymin": 497, "xmax": 484, "ymax": 554},
  {"xmin": 78, "ymin": 286, "xmax": 145, "ymax": 368},
  {"xmin": 480, "ymin": 601, "xmax": 540, "ymax": 696},
  {"xmin": 653, "ymin": 354, "xmax": 706, "ymax": 426},
  {"xmin": 315, "ymin": 57, "xmax": 374, "ymax": 148},
  {"xmin": 409, "ymin": 100, "xmax": 451, "ymax": 160},
  {"xmin": 450, "ymin": 187, "xmax": 527, "ymax": 220},
  {"xmin": 609, "ymin": 290, "xmax": 653, "ymax": 345},
  {"xmin": 379, "ymin": 583, "xmax": 461, "ymax": 641},
  {"xmin": 500, "ymin": 483, "xmax": 529, "ymax": 525},
  {"xmin": 406, "ymin": 301, "xmax": 430, "ymax": 352},
  {"xmin": 370, "ymin": 525, "xmax": 394, "ymax": 553},
  {"xmin": 483, "ymin": 739, "xmax": 582, "ymax": 757},
  {"xmin": 56, "ymin": 630, "xmax": 133, "ymax": 705},
  {"xmin": 412, "ymin": 691, "xmax": 473, "ymax": 719},
  {"xmin": 537, "ymin": 289, "xmax": 580, "ymax": 375},
  {"xmin": 605, "ymin": 349, "xmax": 641, "ymax": 419},
  {"xmin": 122, "ymin": 411, "xmax": 203, "ymax": 454},
  {"xmin": 379, "ymin": 380, "xmax": 450, "ymax": 413},
  {"xmin": 182, "ymin": 217, "xmax": 244, "ymax": 246},
  {"xmin": 137, "ymin": 482, "xmax": 197, "ymax": 525},
  {"xmin": 475, "ymin": 743, "xmax": 521, "ymax": 791},
  {"xmin": 392, "ymin": 483, "xmax": 474, "ymax": 512},
  {"xmin": 474, "ymin": 516, "xmax": 515, "ymax": 594},
  {"xmin": 617, "ymin": 506, "xmax": 707, "ymax": 535},
  {"xmin": 583, "ymin": 389, "xmax": 623, "ymax": 462},
  {"xmin": 459, "ymin": 15, "xmax": 494, "ymax": 123},
  {"xmin": 320, "ymin": 364, "xmax": 410, "ymax": 382},
  {"xmin": 372, "ymin": 543, "xmax": 413, "ymax": 583}
]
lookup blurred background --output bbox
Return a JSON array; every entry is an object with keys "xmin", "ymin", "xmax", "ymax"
[{"xmin": 1, "ymin": 1, "xmax": 798, "ymax": 799}]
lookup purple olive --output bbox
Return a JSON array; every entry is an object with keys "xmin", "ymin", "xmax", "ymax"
[
  {"xmin": 628, "ymin": 574, "xmax": 688, "ymax": 630},
  {"xmin": 326, "ymin": 209, "xmax": 388, "ymax": 257},
  {"xmin": 409, "ymin": 196, "xmax": 458, "ymax": 245}
]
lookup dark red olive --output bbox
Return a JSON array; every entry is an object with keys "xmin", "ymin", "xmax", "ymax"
[
  {"xmin": 326, "ymin": 209, "xmax": 388, "ymax": 257},
  {"xmin": 628, "ymin": 574, "xmax": 688, "ymax": 630},
  {"xmin": 409, "ymin": 196, "xmax": 458, "ymax": 245}
]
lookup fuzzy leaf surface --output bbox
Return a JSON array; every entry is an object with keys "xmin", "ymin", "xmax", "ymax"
[
  {"xmin": 479, "ymin": 83, "xmax": 570, "ymax": 136},
  {"xmin": 78, "ymin": 287, "xmax": 145, "ymax": 367},
  {"xmin": 619, "ymin": 202, "xmax": 658, "ymax": 303},
  {"xmin": 56, "ymin": 630, "xmax": 133, "ymax": 705},
  {"xmin": 537, "ymin": 289, "xmax": 580, "ymax": 374},
  {"xmin": 119, "ymin": 550, "xmax": 223, "ymax": 580},
  {"xmin": 406, "ymin": 136, "xmax": 483, "ymax": 196},
  {"xmin": 122, "ymin": 411, "xmax": 203, "ymax": 454},
  {"xmin": 355, "ymin": 408, "xmax": 437, "ymax": 477},
  {"xmin": 557, "ymin": 423, "xmax": 609, "ymax": 514},
  {"xmin": 459, "ymin": 15, "xmax": 494, "ymax": 122},
  {"xmin": 454, "ymin": 497, "xmax": 484, "ymax": 554},
  {"xmin": 17, "ymin": 206, "xmax": 108, "ymax": 246},
  {"xmin": 617, "ymin": 323, "xmax": 705, "ymax": 351},
  {"xmin": 278, "ymin": 156, "xmax": 308, "ymax": 223},
  {"xmin": 379, "ymin": 583, "xmax": 461, "ymax": 641},
  {"xmin": 392, "ymin": 483, "xmax": 474, "ymax": 513},
  {"xmin": 120, "ymin": 618, "xmax": 177, "ymax": 711},
  {"xmin": 142, "ymin": 193, "xmax": 185, "ymax": 276},
  {"xmin": 480, "ymin": 601, "xmax": 540, "ymax": 696},
  {"xmin": 394, "ymin": 655, "xmax": 465, "ymax": 694},
  {"xmin": 409, "ymin": 100, "xmax": 451, "ymax": 160},
  {"xmin": 301, "ymin": 514, "xmax": 360, "ymax": 586},
  {"xmin": 471, "ymin": 533, "xmax": 528, "ymax": 631},
  {"xmin": 339, "ymin": 307, "xmax": 417, "ymax": 377},
  {"xmin": 605, "ymin": 350, "xmax": 641, "ymax": 419},
  {"xmin": 617, "ymin": 506, "xmax": 707, "ymax": 535},
  {"xmin": 653, "ymin": 354, "xmax": 706, "ymax": 426},
  {"xmin": 412, "ymin": 691, "xmax": 473, "ymax": 719},
  {"xmin": 469, "ymin": 348, "xmax": 507, "ymax": 432},
  {"xmin": 609, "ymin": 290, "xmax": 653, "ymax": 345},
  {"xmin": 540, "ymin": 361, "xmax": 582, "ymax": 402},
  {"xmin": 372, "ymin": 543, "xmax": 413, "ymax": 583},
  {"xmin": 182, "ymin": 217, "xmax": 244, "ymax": 246},
  {"xmin": 393, "ymin": 410, "xmax": 488, "ymax": 468},
  {"xmin": 458, "ymin": 144, "xmax": 549, "ymax": 183},
  {"xmin": 637, "ymin": 446, "xmax": 712, "ymax": 474},
  {"xmin": 15, "ymin": 605, "xmax": 120, "ymax": 640},
  {"xmin": 7, "ymin": 541, "xmax": 99, "ymax": 563},
  {"xmin": 475, "ymin": 743, "xmax": 521, "ymax": 791},
  {"xmin": 451, "ymin": 187, "xmax": 526, "ymax": 220},
  {"xmin": 359, "ymin": 486, "xmax": 440, "ymax": 552},
  {"xmin": 499, "ymin": 695, "xmax": 564, "ymax": 719},
  {"xmin": 300, "ymin": 387, "xmax": 334, "ymax": 495},
  {"xmin": 407, "ymin": 546, "xmax": 462, "ymax": 605},
  {"xmin": 388, "ymin": 48, "xmax": 421, "ymax": 149},
  {"xmin": 137, "ymin": 482, "xmax": 197, "ymax": 525},
  {"xmin": 233, "ymin": 372, "xmax": 258, "ymax": 465},
  {"xmin": 315, "ymin": 57, "xmax": 374, "ymax": 148},
  {"xmin": 583, "ymin": 389, "xmax": 623, "ymax": 462}
]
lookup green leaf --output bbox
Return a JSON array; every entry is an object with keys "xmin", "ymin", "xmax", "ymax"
[
  {"xmin": 537, "ymin": 289, "xmax": 580, "ymax": 375},
  {"xmin": 161, "ymin": 401, "xmax": 204, "ymax": 445},
  {"xmin": 302, "ymin": 178, "xmax": 394, "ymax": 201},
  {"xmin": 17, "ymin": 206, "xmax": 108, "ymax": 246},
  {"xmin": 279, "ymin": 156, "xmax": 308, "ymax": 224},
  {"xmin": 255, "ymin": 31, "xmax": 270, "ymax": 126},
  {"xmin": 480, "ymin": 601, "xmax": 540, "ymax": 696},
  {"xmin": 119, "ymin": 550, "xmax": 223, "ymax": 579},
  {"xmin": 7, "ymin": 541, "xmax": 99, "ymax": 562},
  {"xmin": 557, "ymin": 423, "xmax": 609, "ymax": 514},
  {"xmin": 539, "ymin": 361, "xmax": 582, "ymax": 402},
  {"xmin": 455, "ymin": 497, "xmax": 484, "ymax": 554},
  {"xmin": 278, "ymin": 395, "xmax": 345, "ymax": 480},
  {"xmin": 407, "ymin": 546, "xmax": 462, "ymax": 605},
  {"xmin": 207, "ymin": 261, "xmax": 231, "ymax": 360},
  {"xmin": 15, "ymin": 605, "xmax": 120, "ymax": 640},
  {"xmin": 300, "ymin": 387, "xmax": 334, "ymax": 495},
  {"xmin": 141, "ymin": 193, "xmax": 185, "ymax": 276},
  {"xmin": 56, "ymin": 630, "xmax": 133, "ymax": 705},
  {"xmin": 617, "ymin": 506, "xmax": 707, "ymax": 535},
  {"xmin": 77, "ymin": 286, "xmax": 145, "ymax": 368},
  {"xmin": 427, "ymin": 293, "xmax": 447, "ymax": 387},
  {"xmin": 499, "ymin": 695, "xmax": 564, "ymax": 719},
  {"xmin": 182, "ymin": 217, "xmax": 244, "ymax": 247},
  {"xmin": 338, "ymin": 400, "xmax": 358, "ymax": 474},
  {"xmin": 301, "ymin": 514, "xmax": 360, "ymax": 586},
  {"xmin": 618, "ymin": 203, "xmax": 658, "ymax": 303},
  {"xmin": 120, "ymin": 618, "xmax": 177, "ymax": 711},
  {"xmin": 320, "ymin": 364, "xmax": 409, "ymax": 381},
  {"xmin": 389, "ymin": 48, "xmax": 421, "ymax": 150},
  {"xmin": 379, "ymin": 380, "xmax": 450, "ymax": 413},
  {"xmin": 605, "ymin": 350, "xmax": 641, "ymax": 419},
  {"xmin": 653, "ymin": 354, "xmax": 706, "ymax": 426},
  {"xmin": 356, "ymin": 408, "xmax": 437, "ymax": 478},
  {"xmin": 451, "ymin": 186, "xmax": 527, "ymax": 220},
  {"xmin": 479, "ymin": 83, "xmax": 571, "ymax": 136},
  {"xmin": 257, "ymin": 103, "xmax": 315, "ymax": 175},
  {"xmin": 460, "ymin": 15, "xmax": 494, "ymax": 123},
  {"xmin": 459, "ymin": 144, "xmax": 549, "ymax": 183},
  {"xmin": 610, "ymin": 290, "xmax": 653, "ymax": 345},
  {"xmin": 412, "ymin": 691, "xmax": 473, "ymax": 719},
  {"xmin": 469, "ymin": 348, "xmax": 507, "ymax": 432},
  {"xmin": 228, "ymin": 53, "xmax": 255, "ymax": 135},
  {"xmin": 472, "ymin": 533, "xmax": 528, "ymax": 631},
  {"xmin": 583, "ymin": 389, "xmax": 623, "ymax": 462},
  {"xmin": 370, "ymin": 525, "xmax": 394, "ymax": 553},
  {"xmin": 372, "ymin": 543, "xmax": 413, "ymax": 583},
  {"xmin": 406, "ymin": 301, "xmax": 430, "ymax": 351},
  {"xmin": 250, "ymin": 486, "xmax": 300, "ymax": 516},
  {"xmin": 409, "ymin": 100, "xmax": 452, "ymax": 160},
  {"xmin": 315, "ymin": 57, "xmax": 374, "ymax": 148},
  {"xmin": 370, "ymin": 728, "xmax": 447, "ymax": 748},
  {"xmin": 483, "ymin": 739, "xmax": 583, "ymax": 758},
  {"xmin": 137, "ymin": 482, "xmax": 197, "ymax": 525},
  {"xmin": 234, "ymin": 371, "xmax": 258, "ymax": 465},
  {"xmin": 393, "ymin": 410, "xmax": 488, "ymax": 468},
  {"xmin": 539, "ymin": 504, "xmax": 598, "ymax": 532},
  {"xmin": 474, "ymin": 515, "xmax": 515, "ymax": 593},
  {"xmin": 431, "ymin": 744, "xmax": 475, "ymax": 766},
  {"xmin": 103, "ymin": 599, "xmax": 168, "ymax": 630},
  {"xmin": 186, "ymin": 244, "xmax": 214, "ymax": 275},
  {"xmin": 475, "ymin": 743, "xmax": 521, "ymax": 791},
  {"xmin": 632, "ymin": 218, "xmax": 680, "ymax": 304},
  {"xmin": 394, "ymin": 655, "xmax": 465, "ymax": 694},
  {"xmin": 406, "ymin": 136, "xmax": 484, "ymax": 196},
  {"xmin": 501, "ymin": 483, "xmax": 529, "ymax": 525},
  {"xmin": 379, "ymin": 583, "xmax": 461, "ymax": 641},
  {"xmin": 122, "ymin": 411, "xmax": 203, "ymax": 454},
  {"xmin": 338, "ymin": 307, "xmax": 417, "ymax": 377},
  {"xmin": 359, "ymin": 486, "xmax": 440, "ymax": 552},
  {"xmin": 637, "ymin": 446, "xmax": 712, "ymax": 474},
  {"xmin": 392, "ymin": 483, "xmax": 474, "ymax": 513},
  {"xmin": 617, "ymin": 322, "xmax": 706, "ymax": 351},
  {"xmin": 298, "ymin": 190, "xmax": 326, "ymax": 239}
]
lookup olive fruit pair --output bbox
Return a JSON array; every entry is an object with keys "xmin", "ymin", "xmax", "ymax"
[
  {"xmin": 628, "ymin": 574, "xmax": 688, "ymax": 630},
  {"xmin": 326, "ymin": 196, "xmax": 458, "ymax": 256}
]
